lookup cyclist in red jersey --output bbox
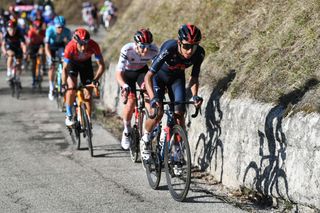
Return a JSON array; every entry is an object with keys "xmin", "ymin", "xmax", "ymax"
[
  {"xmin": 62, "ymin": 28, "xmax": 105, "ymax": 126},
  {"xmin": 27, "ymin": 20, "xmax": 45, "ymax": 88}
]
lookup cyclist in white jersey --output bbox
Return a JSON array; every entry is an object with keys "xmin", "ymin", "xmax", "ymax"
[{"xmin": 116, "ymin": 28, "xmax": 158, "ymax": 150}]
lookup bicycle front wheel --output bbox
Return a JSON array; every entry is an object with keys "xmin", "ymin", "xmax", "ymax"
[
  {"xmin": 81, "ymin": 104, "xmax": 93, "ymax": 157},
  {"xmin": 145, "ymin": 137, "xmax": 162, "ymax": 190},
  {"xmin": 129, "ymin": 126, "xmax": 140, "ymax": 163},
  {"xmin": 164, "ymin": 125, "xmax": 191, "ymax": 202}
]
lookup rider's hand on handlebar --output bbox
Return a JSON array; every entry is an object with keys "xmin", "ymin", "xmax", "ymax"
[
  {"xmin": 192, "ymin": 95, "xmax": 203, "ymax": 108},
  {"xmin": 92, "ymin": 79, "xmax": 100, "ymax": 87},
  {"xmin": 61, "ymin": 84, "xmax": 68, "ymax": 93},
  {"xmin": 121, "ymin": 84, "xmax": 130, "ymax": 97},
  {"xmin": 150, "ymin": 97, "xmax": 160, "ymax": 108}
]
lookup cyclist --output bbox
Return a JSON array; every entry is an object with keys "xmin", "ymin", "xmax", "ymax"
[
  {"xmin": 115, "ymin": 28, "xmax": 158, "ymax": 150},
  {"xmin": 62, "ymin": 28, "xmax": 105, "ymax": 126},
  {"xmin": 45, "ymin": 15, "xmax": 72, "ymax": 100},
  {"xmin": 27, "ymin": 20, "xmax": 45, "ymax": 88},
  {"xmin": 140, "ymin": 24, "xmax": 205, "ymax": 160},
  {"xmin": 1, "ymin": 20, "xmax": 26, "ymax": 83}
]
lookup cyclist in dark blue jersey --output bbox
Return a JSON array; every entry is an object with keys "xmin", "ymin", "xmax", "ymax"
[{"xmin": 140, "ymin": 24, "xmax": 205, "ymax": 160}]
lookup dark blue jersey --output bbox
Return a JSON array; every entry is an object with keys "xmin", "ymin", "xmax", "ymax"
[{"xmin": 150, "ymin": 39, "xmax": 205, "ymax": 77}]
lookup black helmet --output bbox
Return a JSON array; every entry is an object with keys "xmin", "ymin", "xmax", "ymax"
[
  {"xmin": 178, "ymin": 24, "xmax": 202, "ymax": 44},
  {"xmin": 134, "ymin": 28, "xmax": 153, "ymax": 44}
]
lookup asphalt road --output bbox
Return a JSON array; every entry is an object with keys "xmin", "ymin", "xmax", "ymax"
[{"xmin": 0, "ymin": 28, "xmax": 247, "ymax": 213}]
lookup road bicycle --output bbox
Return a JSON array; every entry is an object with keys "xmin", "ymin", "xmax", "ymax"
[
  {"xmin": 125, "ymin": 88, "xmax": 148, "ymax": 163},
  {"xmin": 53, "ymin": 56, "xmax": 64, "ymax": 112},
  {"xmin": 145, "ymin": 101, "xmax": 200, "ymax": 202},
  {"xmin": 32, "ymin": 53, "xmax": 45, "ymax": 93},
  {"xmin": 8, "ymin": 62, "xmax": 21, "ymax": 99},
  {"xmin": 68, "ymin": 83, "xmax": 99, "ymax": 157}
]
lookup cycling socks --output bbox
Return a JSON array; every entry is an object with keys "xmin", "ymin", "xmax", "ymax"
[
  {"xmin": 66, "ymin": 104, "xmax": 72, "ymax": 117},
  {"xmin": 123, "ymin": 120, "xmax": 131, "ymax": 133},
  {"xmin": 49, "ymin": 81, "xmax": 54, "ymax": 92}
]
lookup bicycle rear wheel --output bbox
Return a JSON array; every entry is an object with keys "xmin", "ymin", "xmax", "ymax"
[
  {"xmin": 146, "ymin": 136, "xmax": 162, "ymax": 189},
  {"xmin": 81, "ymin": 104, "xmax": 93, "ymax": 157},
  {"xmin": 129, "ymin": 125, "xmax": 140, "ymax": 162},
  {"xmin": 164, "ymin": 125, "xmax": 191, "ymax": 202}
]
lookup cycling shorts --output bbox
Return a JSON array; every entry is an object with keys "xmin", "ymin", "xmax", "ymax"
[
  {"xmin": 153, "ymin": 69, "xmax": 186, "ymax": 112},
  {"xmin": 68, "ymin": 59, "xmax": 94, "ymax": 85},
  {"xmin": 6, "ymin": 46, "xmax": 23, "ymax": 59},
  {"xmin": 123, "ymin": 65, "xmax": 148, "ymax": 97},
  {"xmin": 28, "ymin": 44, "xmax": 43, "ymax": 59}
]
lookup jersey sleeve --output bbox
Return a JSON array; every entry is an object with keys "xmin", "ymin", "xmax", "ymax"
[
  {"xmin": 63, "ymin": 41, "xmax": 72, "ymax": 63},
  {"xmin": 116, "ymin": 45, "xmax": 128, "ymax": 72},
  {"xmin": 150, "ymin": 48, "xmax": 170, "ymax": 73},
  {"xmin": 44, "ymin": 27, "xmax": 51, "ymax": 43},
  {"xmin": 91, "ymin": 40, "xmax": 102, "ymax": 60}
]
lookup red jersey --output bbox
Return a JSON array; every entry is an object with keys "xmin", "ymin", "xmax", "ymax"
[
  {"xmin": 64, "ymin": 39, "xmax": 102, "ymax": 63},
  {"xmin": 27, "ymin": 28, "xmax": 45, "ymax": 46}
]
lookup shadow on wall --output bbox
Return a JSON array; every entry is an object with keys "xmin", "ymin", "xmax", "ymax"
[
  {"xmin": 243, "ymin": 78, "xmax": 319, "ymax": 203},
  {"xmin": 191, "ymin": 69, "xmax": 236, "ymax": 183}
]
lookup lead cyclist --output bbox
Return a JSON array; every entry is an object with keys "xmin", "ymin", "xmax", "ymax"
[{"xmin": 141, "ymin": 24, "xmax": 205, "ymax": 161}]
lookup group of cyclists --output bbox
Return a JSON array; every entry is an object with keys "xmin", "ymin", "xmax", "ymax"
[
  {"xmin": 1, "ymin": 0, "xmax": 205, "ymax": 180},
  {"xmin": 81, "ymin": 0, "xmax": 117, "ymax": 32},
  {"xmin": 116, "ymin": 25, "xmax": 205, "ymax": 162}
]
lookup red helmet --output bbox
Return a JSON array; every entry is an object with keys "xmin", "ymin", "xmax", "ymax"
[
  {"xmin": 7, "ymin": 20, "xmax": 17, "ymax": 28},
  {"xmin": 73, "ymin": 28, "xmax": 90, "ymax": 45},
  {"xmin": 178, "ymin": 24, "xmax": 202, "ymax": 44},
  {"xmin": 134, "ymin": 29, "xmax": 153, "ymax": 44},
  {"xmin": 33, "ymin": 20, "xmax": 42, "ymax": 29}
]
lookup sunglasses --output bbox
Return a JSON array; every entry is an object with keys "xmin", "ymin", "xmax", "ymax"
[
  {"xmin": 56, "ymin": 26, "xmax": 63, "ymax": 29},
  {"xmin": 180, "ymin": 42, "xmax": 198, "ymax": 50},
  {"xmin": 138, "ymin": 43, "xmax": 151, "ymax": 49}
]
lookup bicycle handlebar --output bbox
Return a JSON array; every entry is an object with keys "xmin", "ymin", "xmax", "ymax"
[{"xmin": 149, "ymin": 101, "xmax": 201, "ymax": 119}]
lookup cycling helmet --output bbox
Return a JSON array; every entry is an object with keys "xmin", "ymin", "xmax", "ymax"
[
  {"xmin": 178, "ymin": 24, "xmax": 202, "ymax": 44},
  {"xmin": 54, "ymin": 15, "xmax": 65, "ymax": 27},
  {"xmin": 134, "ymin": 29, "xmax": 153, "ymax": 44},
  {"xmin": 7, "ymin": 20, "xmax": 17, "ymax": 28},
  {"xmin": 73, "ymin": 28, "xmax": 90, "ymax": 45},
  {"xmin": 33, "ymin": 20, "xmax": 42, "ymax": 29}
]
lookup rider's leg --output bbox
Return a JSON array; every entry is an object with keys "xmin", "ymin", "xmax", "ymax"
[
  {"xmin": 65, "ymin": 75, "xmax": 77, "ymax": 126},
  {"xmin": 47, "ymin": 49, "xmax": 55, "ymax": 100},
  {"xmin": 6, "ymin": 50, "xmax": 14, "ymax": 78},
  {"xmin": 15, "ymin": 58, "xmax": 22, "ymax": 82}
]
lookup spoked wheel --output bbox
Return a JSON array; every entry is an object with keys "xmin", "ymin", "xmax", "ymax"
[
  {"xmin": 129, "ymin": 126, "xmax": 140, "ymax": 163},
  {"xmin": 15, "ymin": 81, "xmax": 21, "ymax": 99},
  {"xmin": 9, "ymin": 79, "xmax": 15, "ymax": 97},
  {"xmin": 74, "ymin": 120, "xmax": 81, "ymax": 150},
  {"xmin": 81, "ymin": 104, "xmax": 93, "ymax": 157},
  {"xmin": 164, "ymin": 125, "xmax": 191, "ymax": 202},
  {"xmin": 145, "ymin": 137, "xmax": 162, "ymax": 190}
]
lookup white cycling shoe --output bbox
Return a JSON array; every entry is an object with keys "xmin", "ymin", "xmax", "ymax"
[{"xmin": 121, "ymin": 131, "xmax": 131, "ymax": 150}]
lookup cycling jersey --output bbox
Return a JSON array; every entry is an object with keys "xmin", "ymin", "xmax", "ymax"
[
  {"xmin": 63, "ymin": 39, "xmax": 102, "ymax": 63},
  {"xmin": 150, "ymin": 39, "xmax": 205, "ymax": 77},
  {"xmin": 151, "ymin": 39, "xmax": 205, "ymax": 112},
  {"xmin": 45, "ymin": 26, "xmax": 72, "ymax": 50},
  {"xmin": 116, "ymin": 42, "xmax": 158, "ymax": 72},
  {"xmin": 3, "ymin": 30, "xmax": 25, "ymax": 50},
  {"xmin": 28, "ymin": 28, "xmax": 45, "ymax": 46}
]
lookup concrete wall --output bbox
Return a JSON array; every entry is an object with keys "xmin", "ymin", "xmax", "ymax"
[{"xmin": 101, "ymin": 65, "xmax": 320, "ymax": 210}]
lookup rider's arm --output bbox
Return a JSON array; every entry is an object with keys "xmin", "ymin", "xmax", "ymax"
[
  {"xmin": 62, "ymin": 61, "xmax": 70, "ymax": 85},
  {"xmin": 188, "ymin": 76, "xmax": 199, "ymax": 97},
  {"xmin": 45, "ymin": 42, "xmax": 51, "ymax": 58},
  {"xmin": 93, "ymin": 57, "xmax": 105, "ymax": 82},
  {"xmin": 115, "ymin": 45, "xmax": 128, "ymax": 87},
  {"xmin": 144, "ymin": 70, "xmax": 155, "ymax": 100}
]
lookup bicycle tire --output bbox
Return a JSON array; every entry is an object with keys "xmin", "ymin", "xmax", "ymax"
[
  {"xmin": 164, "ymin": 125, "xmax": 191, "ymax": 202},
  {"xmin": 15, "ymin": 81, "xmax": 20, "ymax": 99},
  {"xmin": 10, "ymin": 80, "xmax": 15, "ymax": 98},
  {"xmin": 129, "ymin": 126, "xmax": 140, "ymax": 163},
  {"xmin": 81, "ymin": 104, "xmax": 93, "ymax": 157},
  {"xmin": 145, "ymin": 136, "xmax": 162, "ymax": 190}
]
